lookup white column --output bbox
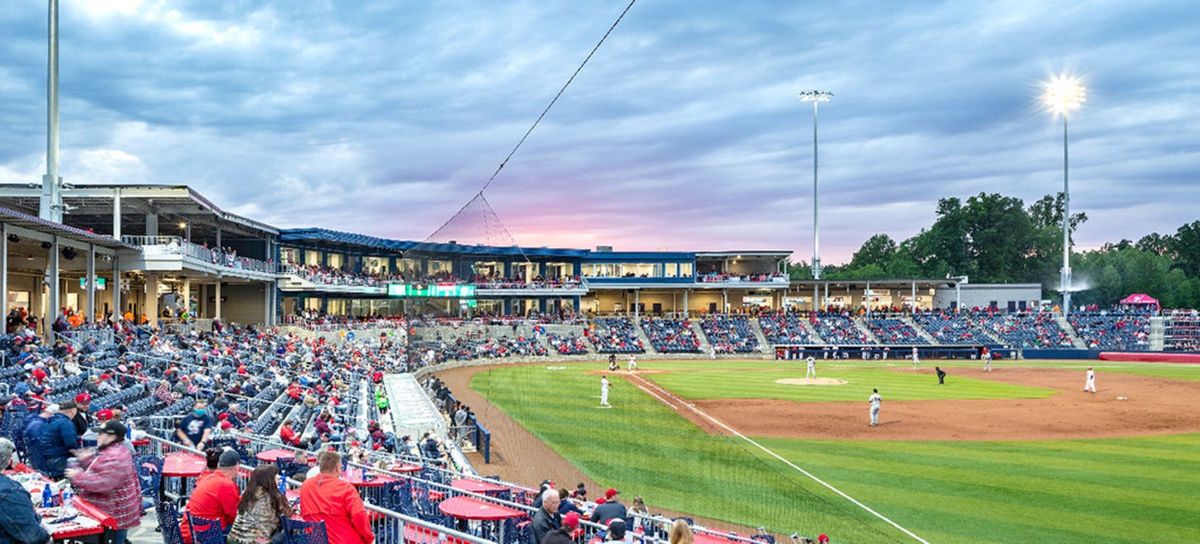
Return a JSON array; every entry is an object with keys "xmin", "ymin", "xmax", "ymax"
[
  {"xmin": 48, "ymin": 236, "xmax": 60, "ymax": 332},
  {"xmin": 86, "ymin": 244, "xmax": 96, "ymax": 322},
  {"xmin": 634, "ymin": 289, "xmax": 640, "ymax": 320},
  {"xmin": 111, "ymin": 255, "xmax": 120, "ymax": 321},
  {"xmin": 112, "ymin": 187, "xmax": 122, "ymax": 240},
  {"xmin": 683, "ymin": 289, "xmax": 689, "ymax": 318},
  {"xmin": 182, "ymin": 276, "xmax": 191, "ymax": 316},
  {"xmin": 911, "ymin": 281, "xmax": 917, "ymax": 312},
  {"xmin": 215, "ymin": 278, "xmax": 222, "ymax": 320}
]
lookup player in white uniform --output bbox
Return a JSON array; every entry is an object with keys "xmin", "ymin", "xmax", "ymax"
[
  {"xmin": 911, "ymin": 347, "xmax": 920, "ymax": 368},
  {"xmin": 868, "ymin": 389, "xmax": 882, "ymax": 427},
  {"xmin": 1084, "ymin": 367, "xmax": 1096, "ymax": 393},
  {"xmin": 805, "ymin": 356, "xmax": 816, "ymax": 379},
  {"xmin": 708, "ymin": 344, "xmax": 717, "ymax": 360},
  {"xmin": 600, "ymin": 375, "xmax": 611, "ymax": 407},
  {"xmin": 982, "ymin": 347, "xmax": 992, "ymax": 372},
  {"xmin": 627, "ymin": 354, "xmax": 638, "ymax": 372}
]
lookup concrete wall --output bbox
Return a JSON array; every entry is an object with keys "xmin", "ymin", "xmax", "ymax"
[
  {"xmin": 932, "ymin": 283, "xmax": 1043, "ymax": 311},
  {"xmin": 219, "ymin": 283, "xmax": 270, "ymax": 325}
]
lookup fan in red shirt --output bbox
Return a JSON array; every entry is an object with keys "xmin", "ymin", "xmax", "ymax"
[
  {"xmin": 180, "ymin": 449, "xmax": 242, "ymax": 544},
  {"xmin": 279, "ymin": 419, "xmax": 302, "ymax": 448},
  {"xmin": 300, "ymin": 451, "xmax": 374, "ymax": 544}
]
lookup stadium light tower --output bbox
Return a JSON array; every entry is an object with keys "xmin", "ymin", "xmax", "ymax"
[
  {"xmin": 39, "ymin": 0, "xmax": 64, "ymax": 222},
  {"xmin": 1041, "ymin": 75, "xmax": 1086, "ymax": 316},
  {"xmin": 799, "ymin": 90, "xmax": 832, "ymax": 310}
]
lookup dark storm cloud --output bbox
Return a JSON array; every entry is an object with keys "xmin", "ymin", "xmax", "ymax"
[{"xmin": 0, "ymin": 0, "xmax": 1196, "ymax": 262}]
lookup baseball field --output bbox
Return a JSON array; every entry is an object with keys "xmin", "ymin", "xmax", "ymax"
[{"xmin": 444, "ymin": 358, "xmax": 1200, "ymax": 543}]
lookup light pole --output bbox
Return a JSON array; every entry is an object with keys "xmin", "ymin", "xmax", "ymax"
[
  {"xmin": 1041, "ymin": 76, "xmax": 1086, "ymax": 316},
  {"xmin": 799, "ymin": 90, "xmax": 832, "ymax": 311}
]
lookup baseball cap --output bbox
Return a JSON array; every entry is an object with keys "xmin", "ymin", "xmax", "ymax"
[
  {"xmin": 562, "ymin": 512, "xmax": 581, "ymax": 529},
  {"xmin": 43, "ymin": 403, "xmax": 59, "ymax": 415},
  {"xmin": 818, "ymin": 535, "xmax": 829, "ymax": 544},
  {"xmin": 95, "ymin": 409, "xmax": 114, "ymax": 422},
  {"xmin": 75, "ymin": 393, "xmax": 91, "ymax": 404},
  {"xmin": 59, "ymin": 400, "xmax": 77, "ymax": 410},
  {"xmin": 607, "ymin": 519, "xmax": 626, "ymax": 539},
  {"xmin": 219, "ymin": 421, "xmax": 233, "ymax": 430},
  {"xmin": 94, "ymin": 421, "xmax": 127, "ymax": 441},
  {"xmin": 218, "ymin": 448, "xmax": 240, "ymax": 468},
  {"xmin": 605, "ymin": 488, "xmax": 619, "ymax": 499}
]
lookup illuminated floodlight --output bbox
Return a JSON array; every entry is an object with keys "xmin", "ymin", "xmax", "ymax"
[
  {"xmin": 798, "ymin": 90, "xmax": 833, "ymax": 103},
  {"xmin": 1041, "ymin": 75, "xmax": 1086, "ymax": 116}
]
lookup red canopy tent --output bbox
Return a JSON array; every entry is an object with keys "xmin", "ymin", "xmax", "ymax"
[{"xmin": 1119, "ymin": 293, "xmax": 1160, "ymax": 310}]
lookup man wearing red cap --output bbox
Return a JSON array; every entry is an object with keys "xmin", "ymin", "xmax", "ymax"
[
  {"xmin": 72, "ymin": 393, "xmax": 93, "ymax": 437},
  {"xmin": 541, "ymin": 511, "xmax": 579, "ymax": 544},
  {"xmin": 591, "ymin": 488, "xmax": 627, "ymax": 525}
]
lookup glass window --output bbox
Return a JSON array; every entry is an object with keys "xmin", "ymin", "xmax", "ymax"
[{"xmin": 679, "ymin": 262, "xmax": 693, "ymax": 277}]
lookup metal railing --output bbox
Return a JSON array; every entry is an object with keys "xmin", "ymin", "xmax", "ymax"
[
  {"xmin": 122, "ymin": 235, "xmax": 276, "ymax": 274},
  {"xmin": 141, "ymin": 435, "xmax": 496, "ymax": 544}
]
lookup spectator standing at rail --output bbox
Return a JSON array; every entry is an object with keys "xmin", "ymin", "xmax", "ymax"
[
  {"xmin": 71, "ymin": 393, "xmax": 93, "ymax": 437},
  {"xmin": 0, "ymin": 437, "xmax": 51, "ymax": 544},
  {"xmin": 669, "ymin": 520, "xmax": 693, "ymax": 544},
  {"xmin": 227, "ymin": 465, "xmax": 293, "ymax": 544},
  {"xmin": 300, "ymin": 451, "xmax": 374, "ymax": 544},
  {"xmin": 22, "ymin": 403, "xmax": 55, "ymax": 473},
  {"xmin": 176, "ymin": 400, "xmax": 214, "ymax": 450},
  {"xmin": 532, "ymin": 489, "xmax": 562, "ymax": 544},
  {"xmin": 42, "ymin": 400, "xmax": 80, "ymax": 479},
  {"xmin": 67, "ymin": 422, "xmax": 142, "ymax": 544}
]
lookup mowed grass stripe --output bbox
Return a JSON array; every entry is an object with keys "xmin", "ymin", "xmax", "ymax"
[
  {"xmin": 759, "ymin": 436, "xmax": 1200, "ymax": 543},
  {"xmin": 471, "ymin": 365, "xmax": 907, "ymax": 542},
  {"xmin": 645, "ymin": 366, "xmax": 1053, "ymax": 402}
]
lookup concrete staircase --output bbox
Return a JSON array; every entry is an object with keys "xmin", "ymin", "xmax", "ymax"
[
  {"xmin": 800, "ymin": 318, "xmax": 826, "ymax": 345},
  {"xmin": 902, "ymin": 315, "xmax": 939, "ymax": 345},
  {"xmin": 749, "ymin": 318, "xmax": 770, "ymax": 351},
  {"xmin": 1056, "ymin": 315, "xmax": 1087, "ymax": 349},
  {"xmin": 689, "ymin": 320, "xmax": 714, "ymax": 353},
  {"xmin": 852, "ymin": 317, "xmax": 880, "ymax": 344},
  {"xmin": 631, "ymin": 317, "xmax": 655, "ymax": 354}
]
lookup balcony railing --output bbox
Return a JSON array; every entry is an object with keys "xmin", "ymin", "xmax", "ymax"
[{"xmin": 123, "ymin": 235, "xmax": 276, "ymax": 274}]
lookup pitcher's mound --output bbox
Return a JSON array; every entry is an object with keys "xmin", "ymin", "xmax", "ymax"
[{"xmin": 775, "ymin": 377, "xmax": 847, "ymax": 386}]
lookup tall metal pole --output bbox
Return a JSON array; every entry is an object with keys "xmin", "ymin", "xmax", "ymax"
[
  {"xmin": 1061, "ymin": 115, "xmax": 1071, "ymax": 317},
  {"xmin": 40, "ymin": 0, "xmax": 63, "ymax": 223},
  {"xmin": 812, "ymin": 99, "xmax": 820, "ymax": 282}
]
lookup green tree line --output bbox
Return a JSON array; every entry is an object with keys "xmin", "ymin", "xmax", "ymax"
[{"xmin": 788, "ymin": 192, "xmax": 1200, "ymax": 309}]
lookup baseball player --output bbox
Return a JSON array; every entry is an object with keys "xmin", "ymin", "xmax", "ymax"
[
  {"xmin": 868, "ymin": 388, "xmax": 882, "ymax": 427},
  {"xmin": 1084, "ymin": 366, "xmax": 1096, "ymax": 393},
  {"xmin": 627, "ymin": 354, "xmax": 638, "ymax": 372},
  {"xmin": 805, "ymin": 356, "xmax": 816, "ymax": 379},
  {"xmin": 708, "ymin": 344, "xmax": 717, "ymax": 360},
  {"xmin": 600, "ymin": 375, "xmax": 611, "ymax": 407},
  {"xmin": 911, "ymin": 346, "xmax": 920, "ymax": 368},
  {"xmin": 982, "ymin": 347, "xmax": 992, "ymax": 372},
  {"xmin": 608, "ymin": 353, "xmax": 618, "ymax": 372},
  {"xmin": 935, "ymin": 366, "xmax": 946, "ymax": 385}
]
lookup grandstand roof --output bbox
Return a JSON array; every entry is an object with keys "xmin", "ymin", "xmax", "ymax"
[
  {"xmin": 279, "ymin": 228, "xmax": 589, "ymax": 258},
  {"xmin": 695, "ymin": 251, "xmax": 791, "ymax": 258},
  {"xmin": 0, "ymin": 205, "xmax": 136, "ymax": 250},
  {"xmin": 582, "ymin": 250, "xmax": 695, "ymax": 261}
]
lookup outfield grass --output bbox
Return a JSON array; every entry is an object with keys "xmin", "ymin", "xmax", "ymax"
[
  {"xmin": 470, "ymin": 360, "xmax": 1200, "ymax": 543},
  {"xmin": 640, "ymin": 363, "xmax": 1053, "ymax": 402}
]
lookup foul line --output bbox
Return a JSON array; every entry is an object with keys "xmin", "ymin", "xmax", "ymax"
[{"xmin": 624, "ymin": 374, "xmax": 930, "ymax": 544}]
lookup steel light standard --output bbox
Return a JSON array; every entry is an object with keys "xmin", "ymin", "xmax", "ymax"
[
  {"xmin": 799, "ymin": 90, "xmax": 832, "ymax": 311},
  {"xmin": 1041, "ymin": 76, "xmax": 1086, "ymax": 316}
]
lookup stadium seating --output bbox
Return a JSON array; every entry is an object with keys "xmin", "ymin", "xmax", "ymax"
[
  {"xmin": 811, "ymin": 314, "xmax": 871, "ymax": 345},
  {"xmin": 865, "ymin": 318, "xmax": 924, "ymax": 345},
  {"xmin": 1069, "ymin": 312, "xmax": 1150, "ymax": 350},
  {"xmin": 758, "ymin": 313, "xmax": 816, "ymax": 345},
  {"xmin": 587, "ymin": 317, "xmax": 645, "ymax": 353},
  {"xmin": 545, "ymin": 333, "xmax": 589, "ymax": 355},
  {"xmin": 912, "ymin": 312, "xmax": 987, "ymax": 344},
  {"xmin": 700, "ymin": 315, "xmax": 760, "ymax": 353},
  {"xmin": 975, "ymin": 312, "xmax": 1074, "ymax": 348},
  {"xmin": 640, "ymin": 318, "xmax": 701, "ymax": 353}
]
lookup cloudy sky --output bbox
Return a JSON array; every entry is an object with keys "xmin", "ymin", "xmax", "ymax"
[{"xmin": 1, "ymin": 0, "xmax": 1197, "ymax": 263}]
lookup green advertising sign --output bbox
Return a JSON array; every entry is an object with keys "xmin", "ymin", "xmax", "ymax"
[{"xmin": 386, "ymin": 283, "xmax": 476, "ymax": 298}]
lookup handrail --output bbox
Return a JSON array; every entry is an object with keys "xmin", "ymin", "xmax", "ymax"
[
  {"xmin": 141, "ymin": 434, "xmax": 496, "ymax": 544},
  {"xmin": 122, "ymin": 235, "xmax": 275, "ymax": 274}
]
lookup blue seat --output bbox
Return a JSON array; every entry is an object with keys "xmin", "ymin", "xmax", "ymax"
[
  {"xmin": 187, "ymin": 513, "xmax": 226, "ymax": 544},
  {"xmin": 281, "ymin": 517, "xmax": 328, "ymax": 544},
  {"xmin": 155, "ymin": 501, "xmax": 186, "ymax": 544}
]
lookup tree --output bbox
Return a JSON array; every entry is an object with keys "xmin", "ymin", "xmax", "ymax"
[
  {"xmin": 849, "ymin": 234, "xmax": 897, "ymax": 269},
  {"xmin": 1170, "ymin": 221, "xmax": 1200, "ymax": 277}
]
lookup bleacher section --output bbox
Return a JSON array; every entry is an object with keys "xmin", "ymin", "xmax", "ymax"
[
  {"xmin": 587, "ymin": 317, "xmax": 645, "ymax": 353},
  {"xmin": 865, "ymin": 318, "xmax": 925, "ymax": 345},
  {"xmin": 912, "ymin": 312, "xmax": 991, "ymax": 344},
  {"xmin": 641, "ymin": 317, "xmax": 701, "ymax": 353},
  {"xmin": 1069, "ymin": 312, "xmax": 1151, "ymax": 350},
  {"xmin": 976, "ymin": 312, "xmax": 1074, "ymax": 348},
  {"xmin": 758, "ymin": 313, "xmax": 816, "ymax": 344},
  {"xmin": 700, "ymin": 315, "xmax": 760, "ymax": 353},
  {"xmin": 812, "ymin": 314, "xmax": 872, "ymax": 345}
]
